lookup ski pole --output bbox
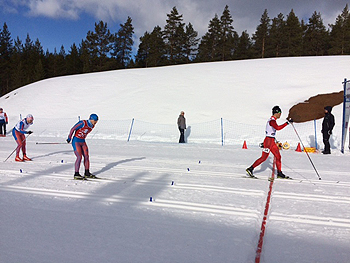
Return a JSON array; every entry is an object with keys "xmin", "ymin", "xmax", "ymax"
[
  {"xmin": 291, "ymin": 122, "xmax": 321, "ymax": 180},
  {"xmin": 4, "ymin": 133, "xmax": 31, "ymax": 162},
  {"xmin": 36, "ymin": 142, "xmax": 67, "ymax": 145}
]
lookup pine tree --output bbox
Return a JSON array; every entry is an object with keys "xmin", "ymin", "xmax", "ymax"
[
  {"xmin": 219, "ymin": 5, "xmax": 235, "ymax": 61},
  {"xmin": 11, "ymin": 37, "xmax": 24, "ymax": 89},
  {"xmin": 113, "ymin": 16, "xmax": 134, "ymax": 68},
  {"xmin": 197, "ymin": 14, "xmax": 222, "ymax": 62},
  {"xmin": 136, "ymin": 26, "xmax": 166, "ymax": 67},
  {"xmin": 235, "ymin": 31, "xmax": 252, "ymax": 60},
  {"xmin": 0, "ymin": 23, "xmax": 13, "ymax": 96},
  {"xmin": 329, "ymin": 4, "xmax": 350, "ymax": 55},
  {"xmin": 183, "ymin": 23, "xmax": 199, "ymax": 62},
  {"xmin": 253, "ymin": 9, "xmax": 270, "ymax": 58},
  {"xmin": 84, "ymin": 21, "xmax": 113, "ymax": 71},
  {"xmin": 66, "ymin": 43, "xmax": 83, "ymax": 74},
  {"xmin": 284, "ymin": 9, "xmax": 303, "ymax": 56},
  {"xmin": 163, "ymin": 6, "xmax": 186, "ymax": 64},
  {"xmin": 304, "ymin": 11, "xmax": 328, "ymax": 56},
  {"xmin": 268, "ymin": 13, "xmax": 286, "ymax": 57}
]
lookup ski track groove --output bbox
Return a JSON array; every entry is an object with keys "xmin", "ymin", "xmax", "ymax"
[
  {"xmin": 0, "ymin": 185, "xmax": 260, "ymax": 218},
  {"xmin": 1, "ymin": 184, "xmax": 349, "ymax": 228}
]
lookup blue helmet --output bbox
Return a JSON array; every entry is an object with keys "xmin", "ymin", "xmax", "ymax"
[{"xmin": 89, "ymin": 113, "xmax": 99, "ymax": 121}]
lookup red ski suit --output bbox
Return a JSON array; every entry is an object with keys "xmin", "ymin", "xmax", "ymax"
[{"xmin": 252, "ymin": 116, "xmax": 288, "ymax": 171}]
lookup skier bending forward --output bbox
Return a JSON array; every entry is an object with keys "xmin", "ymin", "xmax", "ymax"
[
  {"xmin": 67, "ymin": 114, "xmax": 98, "ymax": 180},
  {"xmin": 246, "ymin": 106, "xmax": 292, "ymax": 179}
]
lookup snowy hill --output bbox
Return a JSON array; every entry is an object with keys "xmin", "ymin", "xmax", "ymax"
[
  {"xmin": 1, "ymin": 56, "xmax": 349, "ymax": 148},
  {"xmin": 1, "ymin": 56, "xmax": 349, "ymax": 124}
]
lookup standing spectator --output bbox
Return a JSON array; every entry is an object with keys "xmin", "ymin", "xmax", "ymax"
[
  {"xmin": 321, "ymin": 106, "xmax": 335, "ymax": 154},
  {"xmin": 67, "ymin": 114, "xmax": 98, "ymax": 180},
  {"xmin": 177, "ymin": 111, "xmax": 186, "ymax": 143},
  {"xmin": 12, "ymin": 114, "xmax": 34, "ymax": 162},
  {"xmin": 246, "ymin": 106, "xmax": 291, "ymax": 179},
  {"xmin": 0, "ymin": 108, "xmax": 8, "ymax": 137}
]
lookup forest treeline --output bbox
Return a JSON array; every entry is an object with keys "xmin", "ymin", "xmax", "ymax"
[{"xmin": 1, "ymin": 5, "xmax": 350, "ymax": 96}]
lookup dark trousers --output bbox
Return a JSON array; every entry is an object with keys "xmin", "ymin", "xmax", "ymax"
[
  {"xmin": 179, "ymin": 128, "xmax": 185, "ymax": 143},
  {"xmin": 0, "ymin": 121, "xmax": 6, "ymax": 135},
  {"xmin": 322, "ymin": 132, "xmax": 331, "ymax": 153}
]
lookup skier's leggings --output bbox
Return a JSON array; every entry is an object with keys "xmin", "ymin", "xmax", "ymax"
[
  {"xmin": 72, "ymin": 138, "xmax": 89, "ymax": 173},
  {"xmin": 252, "ymin": 136, "xmax": 282, "ymax": 171},
  {"xmin": 12, "ymin": 129, "xmax": 26, "ymax": 157}
]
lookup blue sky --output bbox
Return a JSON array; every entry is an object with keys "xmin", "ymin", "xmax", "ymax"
[{"xmin": 1, "ymin": 0, "xmax": 349, "ymax": 54}]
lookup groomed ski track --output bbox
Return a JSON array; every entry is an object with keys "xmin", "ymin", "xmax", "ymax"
[{"xmin": 1, "ymin": 138, "xmax": 350, "ymax": 263}]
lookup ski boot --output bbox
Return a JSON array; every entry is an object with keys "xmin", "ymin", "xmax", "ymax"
[
  {"xmin": 246, "ymin": 166, "xmax": 254, "ymax": 177},
  {"xmin": 74, "ymin": 172, "xmax": 86, "ymax": 180},
  {"xmin": 15, "ymin": 156, "xmax": 24, "ymax": 162},
  {"xmin": 277, "ymin": 170, "xmax": 289, "ymax": 179},
  {"xmin": 23, "ymin": 155, "xmax": 32, "ymax": 161},
  {"xmin": 84, "ymin": 169, "xmax": 97, "ymax": 179}
]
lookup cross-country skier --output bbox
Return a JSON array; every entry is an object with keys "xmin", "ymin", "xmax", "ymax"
[
  {"xmin": 246, "ymin": 106, "xmax": 291, "ymax": 179},
  {"xmin": 12, "ymin": 114, "xmax": 34, "ymax": 162},
  {"xmin": 67, "ymin": 114, "xmax": 98, "ymax": 180},
  {"xmin": 0, "ymin": 107, "xmax": 8, "ymax": 136},
  {"xmin": 321, "ymin": 106, "xmax": 335, "ymax": 154}
]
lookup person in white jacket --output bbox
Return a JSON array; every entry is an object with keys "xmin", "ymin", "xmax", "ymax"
[{"xmin": 0, "ymin": 107, "xmax": 8, "ymax": 136}]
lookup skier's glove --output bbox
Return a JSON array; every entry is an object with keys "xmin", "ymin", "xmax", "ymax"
[
  {"xmin": 328, "ymin": 130, "xmax": 332, "ymax": 135},
  {"xmin": 66, "ymin": 138, "xmax": 71, "ymax": 143},
  {"xmin": 27, "ymin": 131, "xmax": 33, "ymax": 134},
  {"xmin": 287, "ymin": 118, "xmax": 294, "ymax": 124}
]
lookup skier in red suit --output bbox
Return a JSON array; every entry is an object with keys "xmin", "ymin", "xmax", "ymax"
[
  {"xmin": 246, "ymin": 106, "xmax": 291, "ymax": 179},
  {"xmin": 67, "ymin": 114, "xmax": 98, "ymax": 180}
]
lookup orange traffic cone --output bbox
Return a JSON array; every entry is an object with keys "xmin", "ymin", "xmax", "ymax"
[
  {"xmin": 242, "ymin": 140, "xmax": 248, "ymax": 149},
  {"xmin": 295, "ymin": 143, "xmax": 302, "ymax": 152}
]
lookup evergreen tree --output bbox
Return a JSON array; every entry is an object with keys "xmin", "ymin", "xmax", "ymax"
[
  {"xmin": 329, "ymin": 4, "xmax": 350, "ymax": 55},
  {"xmin": 304, "ymin": 11, "xmax": 328, "ymax": 56},
  {"xmin": 84, "ymin": 21, "xmax": 113, "ymax": 71},
  {"xmin": 136, "ymin": 26, "xmax": 166, "ymax": 67},
  {"xmin": 0, "ymin": 23, "xmax": 13, "ymax": 95},
  {"xmin": 66, "ymin": 43, "xmax": 83, "ymax": 74},
  {"xmin": 11, "ymin": 37, "xmax": 24, "ymax": 89},
  {"xmin": 113, "ymin": 16, "xmax": 134, "ymax": 68},
  {"xmin": 183, "ymin": 23, "xmax": 199, "ymax": 62},
  {"xmin": 219, "ymin": 5, "xmax": 235, "ymax": 61},
  {"xmin": 284, "ymin": 9, "xmax": 303, "ymax": 56},
  {"xmin": 253, "ymin": 9, "xmax": 270, "ymax": 58},
  {"xmin": 268, "ymin": 13, "xmax": 286, "ymax": 57},
  {"xmin": 163, "ymin": 6, "xmax": 186, "ymax": 64},
  {"xmin": 56, "ymin": 45, "xmax": 67, "ymax": 76},
  {"xmin": 196, "ymin": 14, "xmax": 222, "ymax": 62},
  {"xmin": 22, "ymin": 34, "xmax": 36, "ymax": 85},
  {"xmin": 33, "ymin": 59, "xmax": 45, "ymax": 82},
  {"xmin": 235, "ymin": 31, "xmax": 252, "ymax": 60}
]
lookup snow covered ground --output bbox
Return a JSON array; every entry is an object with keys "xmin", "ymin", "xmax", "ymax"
[
  {"xmin": 1, "ymin": 136, "xmax": 350, "ymax": 263},
  {"xmin": 1, "ymin": 56, "xmax": 350, "ymax": 262}
]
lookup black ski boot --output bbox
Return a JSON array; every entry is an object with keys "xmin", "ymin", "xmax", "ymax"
[
  {"xmin": 277, "ymin": 170, "xmax": 289, "ymax": 179},
  {"xmin": 246, "ymin": 166, "xmax": 254, "ymax": 177},
  {"xmin": 84, "ymin": 169, "xmax": 96, "ymax": 178},
  {"xmin": 74, "ymin": 172, "xmax": 85, "ymax": 180}
]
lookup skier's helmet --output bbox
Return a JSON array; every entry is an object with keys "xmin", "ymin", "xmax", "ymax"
[
  {"xmin": 26, "ymin": 114, "xmax": 34, "ymax": 122},
  {"xmin": 272, "ymin": 106, "xmax": 282, "ymax": 115},
  {"xmin": 89, "ymin": 113, "xmax": 99, "ymax": 121}
]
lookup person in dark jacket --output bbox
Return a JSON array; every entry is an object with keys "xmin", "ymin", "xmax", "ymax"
[
  {"xmin": 321, "ymin": 106, "xmax": 335, "ymax": 154},
  {"xmin": 177, "ymin": 111, "xmax": 186, "ymax": 143}
]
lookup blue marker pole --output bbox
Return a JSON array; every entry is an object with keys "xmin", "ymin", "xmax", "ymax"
[{"xmin": 127, "ymin": 118, "xmax": 135, "ymax": 142}]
